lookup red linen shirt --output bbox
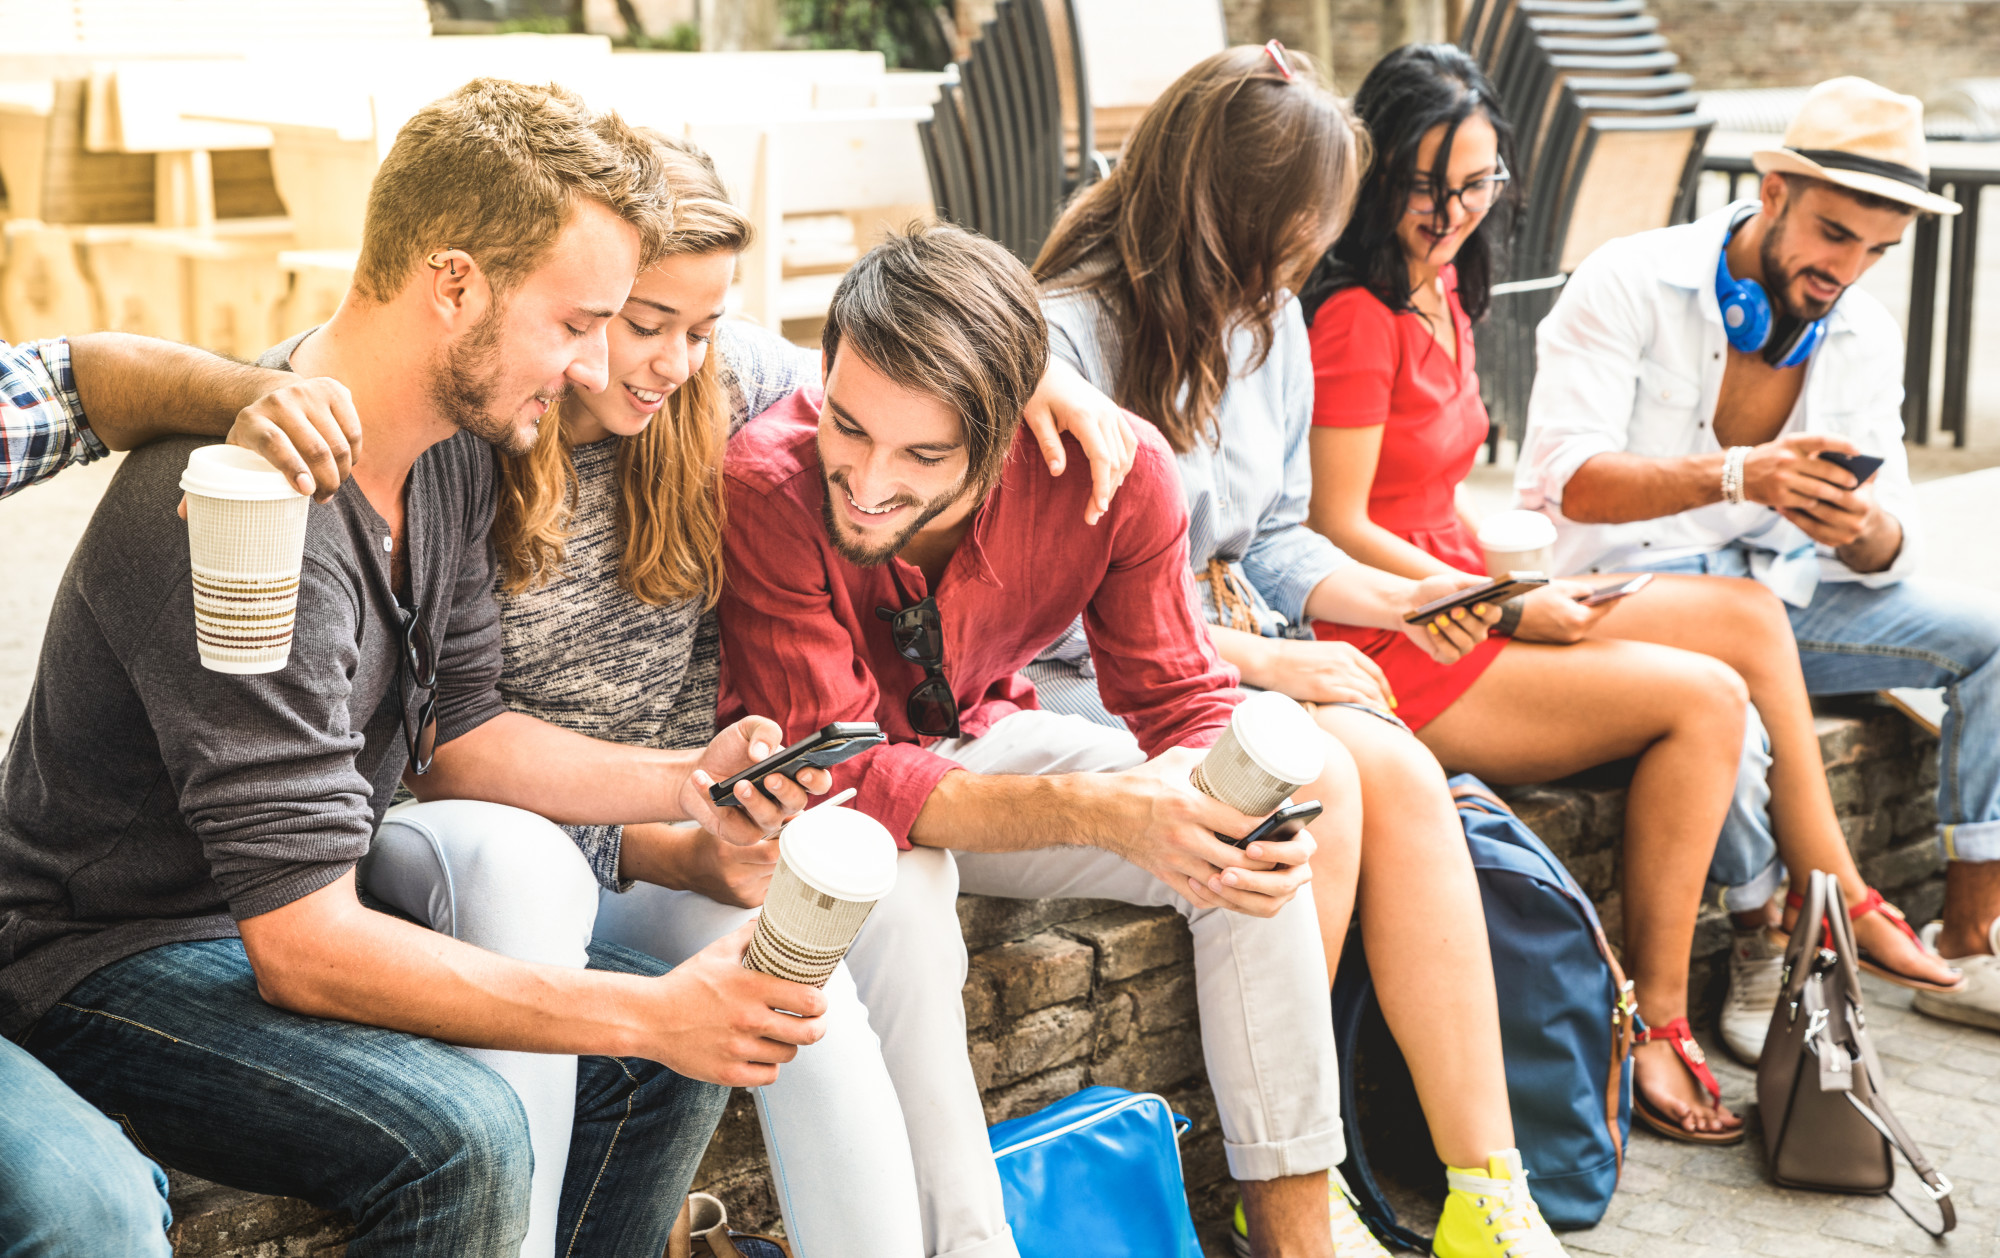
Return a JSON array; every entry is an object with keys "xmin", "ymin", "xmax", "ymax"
[
  {"xmin": 1309, "ymin": 267, "xmax": 1490, "ymax": 573},
  {"xmin": 717, "ymin": 388, "xmax": 1241, "ymax": 846}
]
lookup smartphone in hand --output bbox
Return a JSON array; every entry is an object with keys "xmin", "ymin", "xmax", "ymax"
[
  {"xmin": 1579, "ymin": 572, "xmax": 1654, "ymax": 608},
  {"xmin": 1218, "ymin": 800, "xmax": 1323, "ymax": 850},
  {"xmin": 709, "ymin": 722, "xmax": 885, "ymax": 807},
  {"xmin": 1404, "ymin": 574, "xmax": 1549, "ymax": 624},
  {"xmin": 1817, "ymin": 450, "xmax": 1884, "ymax": 486}
]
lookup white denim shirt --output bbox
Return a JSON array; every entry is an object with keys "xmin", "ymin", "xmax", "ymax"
[{"xmin": 1516, "ymin": 200, "xmax": 1921, "ymax": 600}]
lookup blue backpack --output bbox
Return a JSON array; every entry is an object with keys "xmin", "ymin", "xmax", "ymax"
[
  {"xmin": 1332, "ymin": 776, "xmax": 1637, "ymax": 1238},
  {"xmin": 989, "ymin": 1086, "xmax": 1203, "ymax": 1258}
]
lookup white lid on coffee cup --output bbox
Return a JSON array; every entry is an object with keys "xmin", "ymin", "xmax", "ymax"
[
  {"xmin": 1230, "ymin": 691, "xmax": 1325, "ymax": 787},
  {"xmin": 180, "ymin": 445, "xmax": 299, "ymax": 501},
  {"xmin": 1475, "ymin": 509, "xmax": 1557, "ymax": 552},
  {"xmin": 778, "ymin": 805, "xmax": 899, "ymax": 903}
]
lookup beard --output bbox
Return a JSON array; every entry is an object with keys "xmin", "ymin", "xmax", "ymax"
[
  {"xmin": 819, "ymin": 466, "xmax": 966, "ymax": 568},
  {"xmin": 1759, "ymin": 214, "xmax": 1845, "ymax": 323},
  {"xmin": 427, "ymin": 303, "xmax": 564, "ymax": 456}
]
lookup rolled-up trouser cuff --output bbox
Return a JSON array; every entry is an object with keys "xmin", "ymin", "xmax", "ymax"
[
  {"xmin": 1224, "ymin": 1124, "xmax": 1347, "ymax": 1183},
  {"xmin": 1941, "ymin": 819, "xmax": 2000, "ymax": 862},
  {"xmin": 935, "ymin": 1230, "xmax": 1021, "ymax": 1258},
  {"xmin": 1710, "ymin": 856, "xmax": 1785, "ymax": 915}
]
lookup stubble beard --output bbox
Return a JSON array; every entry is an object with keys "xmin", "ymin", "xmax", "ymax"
[
  {"xmin": 427, "ymin": 303, "xmax": 564, "ymax": 456},
  {"xmin": 1761, "ymin": 212, "xmax": 1844, "ymax": 323},
  {"xmin": 819, "ymin": 468, "xmax": 966, "ymax": 568}
]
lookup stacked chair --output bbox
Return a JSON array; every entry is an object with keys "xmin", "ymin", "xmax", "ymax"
[
  {"xmin": 919, "ymin": 0, "xmax": 1096, "ymax": 265},
  {"xmin": 1461, "ymin": 0, "xmax": 1711, "ymax": 449}
]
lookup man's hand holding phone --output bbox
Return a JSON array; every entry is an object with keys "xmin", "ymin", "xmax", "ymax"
[
  {"xmin": 1084, "ymin": 747, "xmax": 1315, "ymax": 917},
  {"xmin": 1514, "ymin": 579, "xmax": 1616, "ymax": 644},
  {"xmin": 682, "ymin": 716, "xmax": 832, "ymax": 847}
]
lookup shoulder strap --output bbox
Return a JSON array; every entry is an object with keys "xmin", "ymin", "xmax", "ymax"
[{"xmin": 1842, "ymin": 1085, "xmax": 1956, "ymax": 1236}]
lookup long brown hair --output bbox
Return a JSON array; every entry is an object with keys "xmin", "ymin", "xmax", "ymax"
[
  {"xmin": 493, "ymin": 133, "xmax": 753, "ymax": 607},
  {"xmin": 1033, "ymin": 45, "xmax": 1366, "ymax": 453}
]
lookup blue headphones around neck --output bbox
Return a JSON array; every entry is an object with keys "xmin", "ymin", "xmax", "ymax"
[{"xmin": 1714, "ymin": 214, "xmax": 1826, "ymax": 369}]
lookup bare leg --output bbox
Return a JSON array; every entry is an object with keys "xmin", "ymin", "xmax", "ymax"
[
  {"xmin": 1313, "ymin": 705, "xmax": 1514, "ymax": 1167},
  {"xmin": 1240, "ymin": 1174, "xmax": 1336, "ymax": 1258},
  {"xmin": 1299, "ymin": 729, "xmax": 1364, "ymax": 989},
  {"xmin": 1420, "ymin": 639, "xmax": 1746, "ymax": 1135},
  {"xmin": 1594, "ymin": 575, "xmax": 1960, "ymax": 986}
]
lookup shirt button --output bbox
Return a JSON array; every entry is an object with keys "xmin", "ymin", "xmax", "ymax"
[{"xmin": 383, "ymin": 537, "xmax": 393, "ymax": 552}]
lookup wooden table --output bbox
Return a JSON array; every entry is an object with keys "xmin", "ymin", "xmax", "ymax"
[{"xmin": 1702, "ymin": 130, "xmax": 2000, "ymax": 447}]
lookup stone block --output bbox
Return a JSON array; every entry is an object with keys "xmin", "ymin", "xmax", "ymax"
[
  {"xmin": 692, "ymin": 1088, "xmax": 768, "ymax": 1191},
  {"xmin": 981, "ymin": 1063, "xmax": 1089, "ymax": 1126},
  {"xmin": 970, "ymin": 1000, "xmax": 1095, "ymax": 1090},
  {"xmin": 1824, "ymin": 763, "xmax": 1865, "ymax": 816},
  {"xmin": 1059, "ymin": 905, "xmax": 1193, "ymax": 982},
  {"xmin": 961, "ymin": 963, "xmax": 997, "ymax": 1032},
  {"xmin": 1499, "ymin": 785, "xmax": 1588, "ymax": 856},
  {"xmin": 1863, "ymin": 837, "xmax": 1944, "ymax": 894},
  {"xmin": 1091, "ymin": 1025, "xmax": 1206, "ymax": 1095},
  {"xmin": 1092, "ymin": 987, "xmax": 1135, "ymax": 1049},
  {"xmin": 166, "ymin": 1174, "xmax": 351, "ymax": 1257},
  {"xmin": 1123, "ymin": 967, "xmax": 1199, "ymax": 1036},
  {"xmin": 970, "ymin": 933, "xmax": 1094, "ymax": 1018},
  {"xmin": 955, "ymin": 895, "xmax": 1120, "ymax": 951}
]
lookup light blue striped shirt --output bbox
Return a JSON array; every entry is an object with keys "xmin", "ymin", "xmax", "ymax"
[{"xmin": 1028, "ymin": 279, "xmax": 1353, "ymax": 719}]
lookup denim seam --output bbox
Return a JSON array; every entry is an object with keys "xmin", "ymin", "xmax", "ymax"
[
  {"xmin": 559, "ymin": 1056, "xmax": 639, "ymax": 1258},
  {"xmin": 50, "ymin": 1001, "xmax": 423, "ymax": 1167},
  {"xmin": 1792, "ymin": 637, "xmax": 1970, "ymax": 676},
  {"xmin": 110, "ymin": 1112, "xmax": 160, "ymax": 1163}
]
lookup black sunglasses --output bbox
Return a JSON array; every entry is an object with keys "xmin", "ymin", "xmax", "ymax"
[
  {"xmin": 876, "ymin": 595, "xmax": 960, "ymax": 739},
  {"xmin": 395, "ymin": 601, "xmax": 439, "ymax": 775}
]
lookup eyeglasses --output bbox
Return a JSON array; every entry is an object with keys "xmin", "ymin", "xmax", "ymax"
[
  {"xmin": 395, "ymin": 601, "xmax": 438, "ymax": 775},
  {"xmin": 1407, "ymin": 166, "xmax": 1511, "ymax": 219},
  {"xmin": 875, "ymin": 595, "xmax": 961, "ymax": 739}
]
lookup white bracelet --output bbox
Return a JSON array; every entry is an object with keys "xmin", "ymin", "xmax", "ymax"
[{"xmin": 1721, "ymin": 446, "xmax": 1751, "ymax": 506}]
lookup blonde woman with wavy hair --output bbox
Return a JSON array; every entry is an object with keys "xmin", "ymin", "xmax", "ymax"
[{"xmin": 365, "ymin": 134, "xmax": 1145, "ymax": 1258}]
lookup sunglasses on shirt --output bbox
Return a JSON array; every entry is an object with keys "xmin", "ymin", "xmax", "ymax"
[
  {"xmin": 875, "ymin": 595, "xmax": 961, "ymax": 739},
  {"xmin": 395, "ymin": 601, "xmax": 438, "ymax": 775}
]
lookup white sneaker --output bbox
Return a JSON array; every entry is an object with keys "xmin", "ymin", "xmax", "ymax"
[
  {"xmin": 1720, "ymin": 926, "xmax": 1787, "ymax": 1065},
  {"xmin": 1912, "ymin": 918, "xmax": 2000, "ymax": 1032}
]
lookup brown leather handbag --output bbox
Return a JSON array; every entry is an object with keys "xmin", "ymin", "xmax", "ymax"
[{"xmin": 1756, "ymin": 870, "xmax": 1956, "ymax": 1236}]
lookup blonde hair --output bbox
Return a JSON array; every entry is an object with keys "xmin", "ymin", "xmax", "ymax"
[
  {"xmin": 356, "ymin": 79, "xmax": 674, "ymax": 303},
  {"xmin": 494, "ymin": 133, "xmax": 753, "ymax": 607}
]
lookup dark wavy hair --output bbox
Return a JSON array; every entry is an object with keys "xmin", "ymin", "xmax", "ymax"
[{"xmin": 1304, "ymin": 44, "xmax": 1518, "ymax": 327}]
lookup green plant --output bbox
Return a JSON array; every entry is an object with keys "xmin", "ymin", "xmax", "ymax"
[{"xmin": 782, "ymin": 0, "xmax": 954, "ymax": 69}]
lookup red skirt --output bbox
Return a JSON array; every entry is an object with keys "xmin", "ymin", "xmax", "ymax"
[{"xmin": 1313, "ymin": 618, "xmax": 1507, "ymax": 731}]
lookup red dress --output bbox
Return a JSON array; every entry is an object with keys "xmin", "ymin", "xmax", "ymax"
[{"xmin": 1307, "ymin": 267, "xmax": 1508, "ymax": 730}]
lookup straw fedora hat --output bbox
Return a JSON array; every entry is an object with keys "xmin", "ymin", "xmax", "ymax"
[{"xmin": 1751, "ymin": 76, "xmax": 1959, "ymax": 216}]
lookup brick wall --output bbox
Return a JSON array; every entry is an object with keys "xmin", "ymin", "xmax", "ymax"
[
  {"xmin": 1222, "ymin": 0, "xmax": 2000, "ymax": 104},
  {"xmin": 165, "ymin": 700, "xmax": 1944, "ymax": 1254}
]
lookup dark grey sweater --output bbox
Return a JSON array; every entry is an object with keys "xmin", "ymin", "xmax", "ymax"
[{"xmin": 0, "ymin": 338, "xmax": 506, "ymax": 1036}]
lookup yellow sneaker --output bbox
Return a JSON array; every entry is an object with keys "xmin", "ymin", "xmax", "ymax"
[
  {"xmin": 1432, "ymin": 1150, "xmax": 1566, "ymax": 1258},
  {"xmin": 1230, "ymin": 1170, "xmax": 1391, "ymax": 1257}
]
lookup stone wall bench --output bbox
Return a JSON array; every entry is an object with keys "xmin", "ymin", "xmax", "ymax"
[{"xmin": 163, "ymin": 698, "xmax": 1944, "ymax": 1254}]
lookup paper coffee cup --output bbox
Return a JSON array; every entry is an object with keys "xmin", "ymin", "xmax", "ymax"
[
  {"xmin": 744, "ymin": 805, "xmax": 899, "ymax": 988},
  {"xmin": 1476, "ymin": 509, "xmax": 1558, "ymax": 580},
  {"xmin": 180, "ymin": 445, "xmax": 310, "ymax": 675},
  {"xmin": 1191, "ymin": 691, "xmax": 1325, "ymax": 817}
]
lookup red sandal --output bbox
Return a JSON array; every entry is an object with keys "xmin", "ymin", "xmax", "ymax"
[
  {"xmin": 1632, "ymin": 1016, "xmax": 1745, "ymax": 1145},
  {"xmin": 1785, "ymin": 885, "xmax": 1966, "ymax": 994}
]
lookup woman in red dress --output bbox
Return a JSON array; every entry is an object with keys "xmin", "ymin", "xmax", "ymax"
[{"xmin": 1302, "ymin": 44, "xmax": 1959, "ymax": 1145}]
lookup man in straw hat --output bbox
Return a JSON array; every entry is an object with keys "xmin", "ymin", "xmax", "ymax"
[{"xmin": 1520, "ymin": 76, "xmax": 2000, "ymax": 1055}]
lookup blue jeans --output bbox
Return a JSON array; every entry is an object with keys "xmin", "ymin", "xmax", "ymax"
[
  {"xmin": 21, "ymin": 938, "xmax": 728, "ymax": 1257},
  {"xmin": 1637, "ymin": 548, "xmax": 2000, "ymax": 907},
  {"xmin": 0, "ymin": 1036, "xmax": 171, "ymax": 1257}
]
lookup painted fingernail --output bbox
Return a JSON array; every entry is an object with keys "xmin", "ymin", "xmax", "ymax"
[
  {"xmin": 1473, "ymin": 604, "xmax": 1489, "ymax": 616},
  {"xmin": 1453, "ymin": 608, "xmax": 1467, "ymax": 621},
  {"xmin": 1428, "ymin": 622, "xmax": 1441, "ymax": 635}
]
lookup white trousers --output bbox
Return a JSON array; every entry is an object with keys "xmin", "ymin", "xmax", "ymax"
[
  {"xmin": 363, "ymin": 799, "xmax": 927, "ymax": 1258},
  {"xmin": 929, "ymin": 711, "xmax": 1345, "ymax": 1183}
]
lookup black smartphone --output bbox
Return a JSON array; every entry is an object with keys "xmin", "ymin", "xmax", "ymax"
[
  {"xmin": 1817, "ymin": 451, "xmax": 1884, "ymax": 486},
  {"xmin": 1579, "ymin": 572, "xmax": 1654, "ymax": 608},
  {"xmin": 1219, "ymin": 800, "xmax": 1324, "ymax": 850},
  {"xmin": 1403, "ymin": 573, "xmax": 1549, "ymax": 624},
  {"xmin": 709, "ymin": 721, "xmax": 886, "ymax": 807}
]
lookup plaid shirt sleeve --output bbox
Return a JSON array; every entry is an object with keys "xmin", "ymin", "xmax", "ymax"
[{"xmin": 1, "ymin": 337, "xmax": 105, "ymax": 500}]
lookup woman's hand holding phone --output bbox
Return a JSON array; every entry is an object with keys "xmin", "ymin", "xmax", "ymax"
[
  {"xmin": 1399, "ymin": 572, "xmax": 1503, "ymax": 664},
  {"xmin": 682, "ymin": 716, "xmax": 831, "ymax": 847},
  {"xmin": 1514, "ymin": 580, "xmax": 1615, "ymax": 645}
]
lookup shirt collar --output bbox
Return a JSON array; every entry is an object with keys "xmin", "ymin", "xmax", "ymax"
[{"xmin": 1665, "ymin": 199, "xmax": 1857, "ymax": 337}]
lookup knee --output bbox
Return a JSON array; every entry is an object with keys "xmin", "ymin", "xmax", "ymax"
[
  {"xmin": 1714, "ymin": 576, "xmax": 1792, "ymax": 640},
  {"xmin": 373, "ymin": 800, "xmax": 599, "ymax": 944},
  {"xmin": 403, "ymin": 1070, "xmax": 535, "ymax": 1217},
  {"xmin": 1667, "ymin": 654, "xmax": 1751, "ymax": 735}
]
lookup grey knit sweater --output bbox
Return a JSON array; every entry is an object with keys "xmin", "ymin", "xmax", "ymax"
[{"xmin": 496, "ymin": 319, "xmax": 817, "ymax": 889}]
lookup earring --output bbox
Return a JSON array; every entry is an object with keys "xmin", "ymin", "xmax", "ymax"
[{"xmin": 426, "ymin": 251, "xmax": 459, "ymax": 276}]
